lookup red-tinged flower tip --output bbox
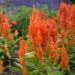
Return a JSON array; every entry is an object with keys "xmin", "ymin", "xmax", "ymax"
[
  {"xmin": 29, "ymin": 9, "xmax": 58, "ymax": 50},
  {"xmin": 0, "ymin": 13, "xmax": 13, "ymax": 40},
  {"xmin": 70, "ymin": 4, "xmax": 75, "ymax": 32},
  {"xmin": 49, "ymin": 39, "xmax": 59, "ymax": 63},
  {"xmin": 18, "ymin": 37, "xmax": 29, "ymax": 57},
  {"xmin": 60, "ymin": 46, "xmax": 69, "ymax": 70},
  {"xmin": 70, "ymin": 4, "xmax": 75, "ymax": 21},
  {"xmin": 58, "ymin": 2, "xmax": 70, "ymax": 30},
  {"xmin": 35, "ymin": 47, "xmax": 44, "ymax": 62},
  {"xmin": 12, "ymin": 20, "xmax": 17, "ymax": 26},
  {"xmin": 59, "ymin": 2, "xmax": 68, "ymax": 13},
  {"xmin": 14, "ymin": 29, "xmax": 19, "ymax": 37}
]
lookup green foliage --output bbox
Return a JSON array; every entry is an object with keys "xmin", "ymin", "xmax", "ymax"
[
  {"xmin": 26, "ymin": 52, "xmax": 63, "ymax": 75},
  {"xmin": 10, "ymin": 6, "xmax": 32, "ymax": 37}
]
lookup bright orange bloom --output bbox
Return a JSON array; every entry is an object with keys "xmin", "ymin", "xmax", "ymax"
[
  {"xmin": 0, "ymin": 13, "xmax": 13, "ymax": 42},
  {"xmin": 70, "ymin": 4, "xmax": 75, "ymax": 22},
  {"xmin": 60, "ymin": 46, "xmax": 69, "ymax": 70},
  {"xmin": 29, "ymin": 8, "xmax": 58, "ymax": 49},
  {"xmin": 2, "ymin": 24, "xmax": 11, "ymax": 38},
  {"xmin": 49, "ymin": 39, "xmax": 59, "ymax": 62},
  {"xmin": 29, "ymin": 8, "xmax": 59, "ymax": 63},
  {"xmin": 47, "ymin": 18, "xmax": 58, "ymax": 42},
  {"xmin": 28, "ymin": 9, "xmax": 49, "ymax": 48},
  {"xmin": 70, "ymin": 4, "xmax": 75, "ymax": 33},
  {"xmin": 58, "ymin": 2, "xmax": 70, "ymax": 30},
  {"xmin": 18, "ymin": 37, "xmax": 29, "ymax": 57},
  {"xmin": 18, "ymin": 37, "xmax": 29, "ymax": 75}
]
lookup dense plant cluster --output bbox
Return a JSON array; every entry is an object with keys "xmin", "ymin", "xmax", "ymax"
[{"xmin": 0, "ymin": 2, "xmax": 75, "ymax": 75}]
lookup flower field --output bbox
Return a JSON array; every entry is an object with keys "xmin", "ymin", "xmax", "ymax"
[{"xmin": 0, "ymin": 2, "xmax": 75, "ymax": 75}]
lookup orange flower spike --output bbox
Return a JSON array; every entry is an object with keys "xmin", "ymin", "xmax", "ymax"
[
  {"xmin": 60, "ymin": 46, "xmax": 69, "ymax": 70},
  {"xmin": 47, "ymin": 18, "xmax": 58, "ymax": 42},
  {"xmin": 58, "ymin": 2, "xmax": 69, "ymax": 30},
  {"xmin": 2, "ymin": 24, "xmax": 11, "ymax": 38},
  {"xmin": 0, "ymin": 13, "xmax": 13, "ymax": 41},
  {"xmin": 49, "ymin": 39, "xmax": 59, "ymax": 63},
  {"xmin": 18, "ymin": 37, "xmax": 29, "ymax": 75},
  {"xmin": 70, "ymin": 4, "xmax": 75, "ymax": 32},
  {"xmin": 70, "ymin": 4, "xmax": 75, "ymax": 21},
  {"xmin": 18, "ymin": 37, "xmax": 29, "ymax": 58},
  {"xmin": 59, "ymin": 2, "xmax": 68, "ymax": 13},
  {"xmin": 30, "ymin": 7, "xmax": 37, "ymax": 25}
]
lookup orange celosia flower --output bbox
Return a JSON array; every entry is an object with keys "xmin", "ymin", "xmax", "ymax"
[
  {"xmin": 58, "ymin": 2, "xmax": 70, "ymax": 30},
  {"xmin": 0, "ymin": 13, "xmax": 14, "ymax": 41},
  {"xmin": 49, "ymin": 39, "xmax": 59, "ymax": 63},
  {"xmin": 28, "ymin": 10, "xmax": 49, "ymax": 47},
  {"xmin": 60, "ymin": 46, "xmax": 69, "ymax": 70},
  {"xmin": 18, "ymin": 37, "xmax": 29, "ymax": 75},
  {"xmin": 70, "ymin": 4, "xmax": 75, "ymax": 33},
  {"xmin": 2, "ymin": 24, "xmax": 11, "ymax": 38},
  {"xmin": 18, "ymin": 37, "xmax": 29, "ymax": 58},
  {"xmin": 28, "ymin": 8, "xmax": 58, "ymax": 49},
  {"xmin": 29, "ymin": 8, "xmax": 59, "ymax": 64},
  {"xmin": 70, "ymin": 4, "xmax": 75, "ymax": 22},
  {"xmin": 47, "ymin": 18, "xmax": 58, "ymax": 42}
]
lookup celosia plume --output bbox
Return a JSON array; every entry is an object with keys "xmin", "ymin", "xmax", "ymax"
[
  {"xmin": 28, "ymin": 8, "xmax": 58, "ymax": 48},
  {"xmin": 18, "ymin": 37, "xmax": 29, "ymax": 75},
  {"xmin": 60, "ymin": 46, "xmax": 69, "ymax": 70},
  {"xmin": 18, "ymin": 37, "xmax": 29, "ymax": 58},
  {"xmin": 0, "ymin": 13, "xmax": 14, "ymax": 42},
  {"xmin": 49, "ymin": 39, "xmax": 59, "ymax": 63},
  {"xmin": 28, "ymin": 8, "xmax": 59, "ymax": 63}
]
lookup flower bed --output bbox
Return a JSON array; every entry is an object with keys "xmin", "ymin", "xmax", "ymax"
[{"xmin": 0, "ymin": 2, "xmax": 75, "ymax": 75}]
